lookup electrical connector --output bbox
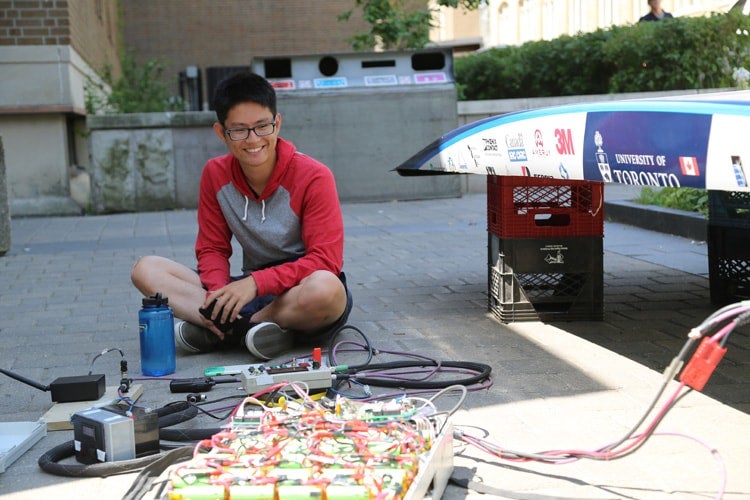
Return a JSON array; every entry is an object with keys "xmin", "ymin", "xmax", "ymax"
[
  {"xmin": 119, "ymin": 378, "xmax": 131, "ymax": 393},
  {"xmin": 186, "ymin": 393, "xmax": 206, "ymax": 403},
  {"xmin": 679, "ymin": 337, "xmax": 727, "ymax": 391},
  {"xmin": 662, "ymin": 357, "xmax": 684, "ymax": 382}
]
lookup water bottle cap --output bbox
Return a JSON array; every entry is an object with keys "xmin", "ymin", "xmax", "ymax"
[{"xmin": 142, "ymin": 292, "xmax": 169, "ymax": 307}]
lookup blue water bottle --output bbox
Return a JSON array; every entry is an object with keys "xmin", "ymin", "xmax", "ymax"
[{"xmin": 139, "ymin": 293, "xmax": 176, "ymax": 376}]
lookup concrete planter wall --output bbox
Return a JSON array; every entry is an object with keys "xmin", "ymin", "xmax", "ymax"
[
  {"xmin": 87, "ymin": 112, "xmax": 223, "ymax": 214},
  {"xmin": 87, "ymin": 85, "xmax": 461, "ymax": 214}
]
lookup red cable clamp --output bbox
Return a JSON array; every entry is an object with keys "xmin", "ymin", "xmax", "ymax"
[{"xmin": 679, "ymin": 337, "xmax": 727, "ymax": 391}]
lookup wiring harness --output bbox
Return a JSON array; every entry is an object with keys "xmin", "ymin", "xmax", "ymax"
[
  {"xmin": 159, "ymin": 382, "xmax": 459, "ymax": 500},
  {"xmin": 452, "ymin": 300, "xmax": 750, "ymax": 500},
  {"xmin": 36, "ymin": 324, "xmax": 490, "ymax": 484},
  {"xmin": 36, "ymin": 301, "xmax": 745, "ymax": 499}
]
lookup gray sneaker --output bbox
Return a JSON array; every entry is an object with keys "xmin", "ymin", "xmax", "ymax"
[
  {"xmin": 244, "ymin": 322, "xmax": 294, "ymax": 360},
  {"xmin": 174, "ymin": 320, "xmax": 219, "ymax": 354}
]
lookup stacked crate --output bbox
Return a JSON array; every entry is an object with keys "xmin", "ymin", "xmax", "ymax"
[
  {"xmin": 707, "ymin": 190, "xmax": 750, "ymax": 305},
  {"xmin": 487, "ymin": 175, "xmax": 605, "ymax": 323}
]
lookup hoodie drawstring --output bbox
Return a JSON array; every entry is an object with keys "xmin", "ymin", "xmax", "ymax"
[{"xmin": 241, "ymin": 195, "xmax": 266, "ymax": 223}]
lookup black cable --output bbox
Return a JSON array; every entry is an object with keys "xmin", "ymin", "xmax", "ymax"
[
  {"xmin": 38, "ymin": 441, "xmax": 166, "ymax": 478},
  {"xmin": 339, "ymin": 360, "xmax": 492, "ymax": 389},
  {"xmin": 159, "ymin": 426, "xmax": 221, "ymax": 442},
  {"xmin": 188, "ymin": 402, "xmax": 236, "ymax": 420},
  {"xmin": 156, "ymin": 401, "xmax": 198, "ymax": 427},
  {"xmin": 327, "ymin": 324, "xmax": 375, "ymax": 370},
  {"xmin": 38, "ymin": 400, "xmax": 205, "ymax": 478},
  {"xmin": 88, "ymin": 347, "xmax": 125, "ymax": 375}
]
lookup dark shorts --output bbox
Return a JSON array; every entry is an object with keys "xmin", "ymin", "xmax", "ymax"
[{"xmin": 234, "ymin": 271, "xmax": 353, "ymax": 345}]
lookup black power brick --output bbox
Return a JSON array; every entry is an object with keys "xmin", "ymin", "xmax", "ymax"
[
  {"xmin": 49, "ymin": 374, "xmax": 106, "ymax": 403},
  {"xmin": 0, "ymin": 368, "xmax": 106, "ymax": 403}
]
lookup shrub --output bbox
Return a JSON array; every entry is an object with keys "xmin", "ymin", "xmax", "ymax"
[
  {"xmin": 455, "ymin": 10, "xmax": 750, "ymax": 100},
  {"xmin": 85, "ymin": 51, "xmax": 183, "ymax": 114}
]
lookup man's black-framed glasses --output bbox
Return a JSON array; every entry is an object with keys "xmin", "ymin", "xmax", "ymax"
[{"xmin": 224, "ymin": 120, "xmax": 277, "ymax": 141}]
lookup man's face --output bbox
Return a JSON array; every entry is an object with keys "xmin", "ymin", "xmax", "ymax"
[{"xmin": 216, "ymin": 101, "xmax": 281, "ymax": 172}]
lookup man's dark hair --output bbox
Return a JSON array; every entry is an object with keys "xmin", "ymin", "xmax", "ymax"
[{"xmin": 212, "ymin": 72, "xmax": 277, "ymax": 125}]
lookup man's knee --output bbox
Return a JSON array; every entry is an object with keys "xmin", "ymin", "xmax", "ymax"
[
  {"xmin": 131, "ymin": 255, "xmax": 159, "ymax": 288},
  {"xmin": 298, "ymin": 271, "xmax": 345, "ymax": 310}
]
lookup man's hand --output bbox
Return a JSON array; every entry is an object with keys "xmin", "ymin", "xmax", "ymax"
[
  {"xmin": 199, "ymin": 314, "xmax": 227, "ymax": 341},
  {"xmin": 203, "ymin": 275, "xmax": 259, "ymax": 327}
]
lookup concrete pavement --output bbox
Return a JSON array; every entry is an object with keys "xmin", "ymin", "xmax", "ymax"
[{"xmin": 0, "ymin": 187, "xmax": 748, "ymax": 499}]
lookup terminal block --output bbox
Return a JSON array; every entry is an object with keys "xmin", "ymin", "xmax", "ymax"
[{"xmin": 240, "ymin": 361, "xmax": 334, "ymax": 394}]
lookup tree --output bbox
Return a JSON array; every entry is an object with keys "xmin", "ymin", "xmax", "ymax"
[{"xmin": 338, "ymin": 0, "xmax": 487, "ymax": 51}]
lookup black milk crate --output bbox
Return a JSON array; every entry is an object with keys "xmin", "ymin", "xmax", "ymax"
[
  {"xmin": 708, "ymin": 224, "xmax": 750, "ymax": 305},
  {"xmin": 708, "ymin": 190, "xmax": 750, "ymax": 229},
  {"xmin": 488, "ymin": 232, "xmax": 604, "ymax": 323}
]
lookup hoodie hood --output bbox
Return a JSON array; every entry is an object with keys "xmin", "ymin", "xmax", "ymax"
[{"xmin": 229, "ymin": 137, "xmax": 297, "ymax": 201}]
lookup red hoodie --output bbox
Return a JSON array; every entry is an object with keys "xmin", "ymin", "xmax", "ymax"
[{"xmin": 195, "ymin": 137, "xmax": 344, "ymax": 297}]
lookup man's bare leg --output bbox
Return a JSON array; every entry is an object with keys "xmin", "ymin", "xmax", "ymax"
[
  {"xmin": 250, "ymin": 270, "xmax": 347, "ymax": 333},
  {"xmin": 131, "ymin": 255, "xmax": 208, "ymax": 328}
]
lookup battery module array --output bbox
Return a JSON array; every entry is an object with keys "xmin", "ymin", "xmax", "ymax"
[{"xmin": 164, "ymin": 384, "xmax": 452, "ymax": 499}]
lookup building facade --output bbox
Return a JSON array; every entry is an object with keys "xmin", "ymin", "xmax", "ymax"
[
  {"xmin": 0, "ymin": 0, "xmax": 744, "ymax": 215},
  {"xmin": 0, "ymin": 0, "xmax": 369, "ymax": 215},
  {"xmin": 433, "ymin": 0, "xmax": 739, "ymax": 50},
  {"xmin": 120, "ymin": 0, "xmax": 376, "ymax": 111},
  {"xmin": 0, "ymin": 0, "xmax": 120, "ymax": 214}
]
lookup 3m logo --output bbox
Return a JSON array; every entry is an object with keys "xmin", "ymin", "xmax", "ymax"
[
  {"xmin": 555, "ymin": 128, "xmax": 575, "ymax": 155},
  {"xmin": 679, "ymin": 157, "xmax": 700, "ymax": 176}
]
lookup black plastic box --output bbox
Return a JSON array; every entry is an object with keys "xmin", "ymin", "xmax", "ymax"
[
  {"xmin": 49, "ymin": 374, "xmax": 105, "ymax": 403},
  {"xmin": 708, "ymin": 224, "xmax": 750, "ymax": 305},
  {"xmin": 708, "ymin": 190, "xmax": 750, "ymax": 229},
  {"xmin": 488, "ymin": 233, "xmax": 604, "ymax": 322}
]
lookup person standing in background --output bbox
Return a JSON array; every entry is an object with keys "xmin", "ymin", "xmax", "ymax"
[{"xmin": 639, "ymin": 0, "xmax": 674, "ymax": 22}]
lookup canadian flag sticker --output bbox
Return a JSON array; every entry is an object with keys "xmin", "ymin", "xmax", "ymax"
[{"xmin": 679, "ymin": 157, "xmax": 700, "ymax": 176}]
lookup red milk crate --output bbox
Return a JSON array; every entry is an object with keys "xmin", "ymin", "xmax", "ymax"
[{"xmin": 487, "ymin": 175, "xmax": 604, "ymax": 238}]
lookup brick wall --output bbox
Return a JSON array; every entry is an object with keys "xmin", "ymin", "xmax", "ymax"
[
  {"xmin": 120, "ymin": 0, "xmax": 382, "ymax": 105},
  {"xmin": 67, "ymin": 0, "xmax": 119, "ymax": 75},
  {"xmin": 0, "ymin": 0, "xmax": 119, "ymax": 74},
  {"xmin": 0, "ymin": 0, "xmax": 71, "ymax": 45}
]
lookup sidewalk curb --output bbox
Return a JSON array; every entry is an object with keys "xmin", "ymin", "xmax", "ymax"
[{"xmin": 605, "ymin": 200, "xmax": 708, "ymax": 241}]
